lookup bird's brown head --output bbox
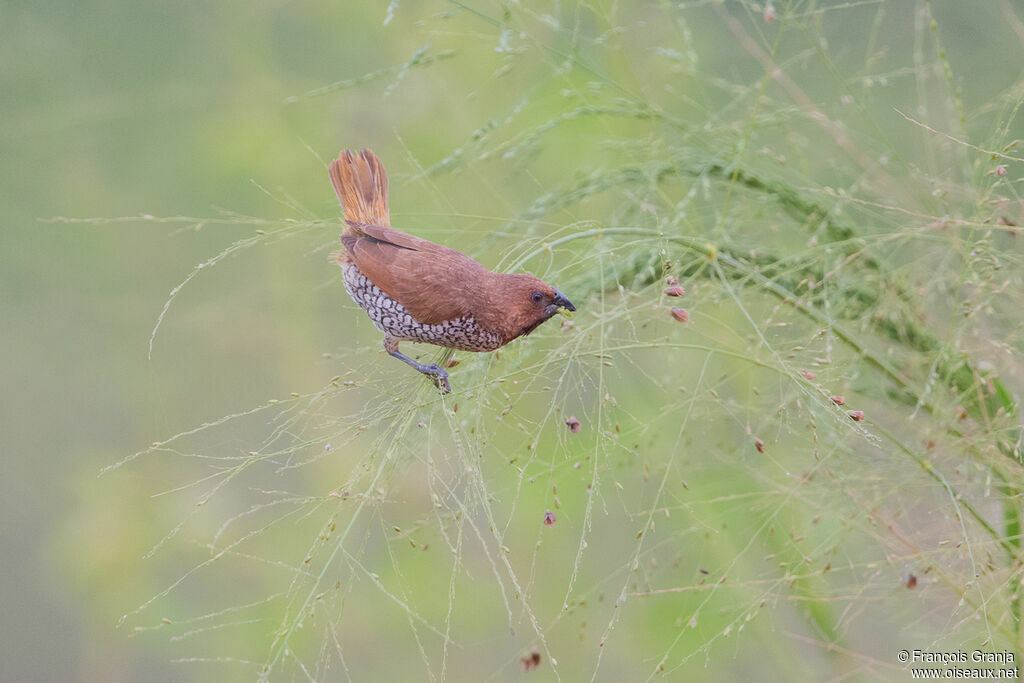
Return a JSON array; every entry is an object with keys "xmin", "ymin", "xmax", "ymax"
[{"xmin": 478, "ymin": 273, "xmax": 576, "ymax": 344}]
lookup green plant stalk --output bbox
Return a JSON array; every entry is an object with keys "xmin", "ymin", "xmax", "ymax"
[
  {"xmin": 531, "ymin": 154, "xmax": 1023, "ymax": 546},
  {"xmin": 516, "ymin": 227, "xmax": 1014, "ymax": 552},
  {"xmin": 512, "ymin": 147, "xmax": 1023, "ymax": 651}
]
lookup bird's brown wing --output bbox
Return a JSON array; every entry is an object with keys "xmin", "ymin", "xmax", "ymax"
[{"xmin": 342, "ymin": 222, "xmax": 486, "ymax": 325}]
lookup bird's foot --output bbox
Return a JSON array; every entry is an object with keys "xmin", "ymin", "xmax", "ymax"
[
  {"xmin": 420, "ymin": 363, "xmax": 451, "ymax": 395},
  {"xmin": 386, "ymin": 344, "xmax": 453, "ymax": 395}
]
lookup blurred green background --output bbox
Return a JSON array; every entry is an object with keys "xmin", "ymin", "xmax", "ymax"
[{"xmin": 3, "ymin": 1, "xmax": 1023, "ymax": 681}]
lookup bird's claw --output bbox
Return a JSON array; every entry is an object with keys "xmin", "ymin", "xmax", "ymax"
[{"xmin": 422, "ymin": 364, "xmax": 451, "ymax": 395}]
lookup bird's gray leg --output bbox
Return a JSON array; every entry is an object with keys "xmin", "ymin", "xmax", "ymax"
[{"xmin": 383, "ymin": 337, "xmax": 451, "ymax": 394}]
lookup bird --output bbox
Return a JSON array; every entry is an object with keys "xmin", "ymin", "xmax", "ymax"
[{"xmin": 328, "ymin": 148, "xmax": 576, "ymax": 394}]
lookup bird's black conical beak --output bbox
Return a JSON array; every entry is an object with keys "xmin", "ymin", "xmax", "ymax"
[{"xmin": 552, "ymin": 288, "xmax": 576, "ymax": 312}]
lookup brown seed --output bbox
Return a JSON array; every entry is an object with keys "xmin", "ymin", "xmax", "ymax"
[
  {"xmin": 754, "ymin": 437, "xmax": 765, "ymax": 454},
  {"xmin": 520, "ymin": 649, "xmax": 541, "ymax": 671},
  {"xmin": 830, "ymin": 395, "xmax": 846, "ymax": 406},
  {"xmin": 904, "ymin": 572, "xmax": 918, "ymax": 589},
  {"xmin": 445, "ymin": 358, "xmax": 460, "ymax": 369},
  {"xmin": 847, "ymin": 410, "xmax": 865, "ymax": 421},
  {"xmin": 955, "ymin": 405, "xmax": 968, "ymax": 420},
  {"xmin": 566, "ymin": 416, "xmax": 582, "ymax": 434},
  {"xmin": 670, "ymin": 308, "xmax": 689, "ymax": 323},
  {"xmin": 664, "ymin": 285, "xmax": 686, "ymax": 297},
  {"xmin": 543, "ymin": 510, "xmax": 557, "ymax": 527},
  {"xmin": 800, "ymin": 369, "xmax": 817, "ymax": 380}
]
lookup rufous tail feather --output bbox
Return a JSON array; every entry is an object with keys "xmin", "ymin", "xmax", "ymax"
[{"xmin": 329, "ymin": 149, "xmax": 391, "ymax": 233}]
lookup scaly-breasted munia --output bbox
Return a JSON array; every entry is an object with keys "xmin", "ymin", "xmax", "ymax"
[{"xmin": 329, "ymin": 149, "xmax": 575, "ymax": 393}]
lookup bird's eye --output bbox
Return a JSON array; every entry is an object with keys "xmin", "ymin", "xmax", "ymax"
[{"xmin": 530, "ymin": 291, "xmax": 544, "ymax": 304}]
